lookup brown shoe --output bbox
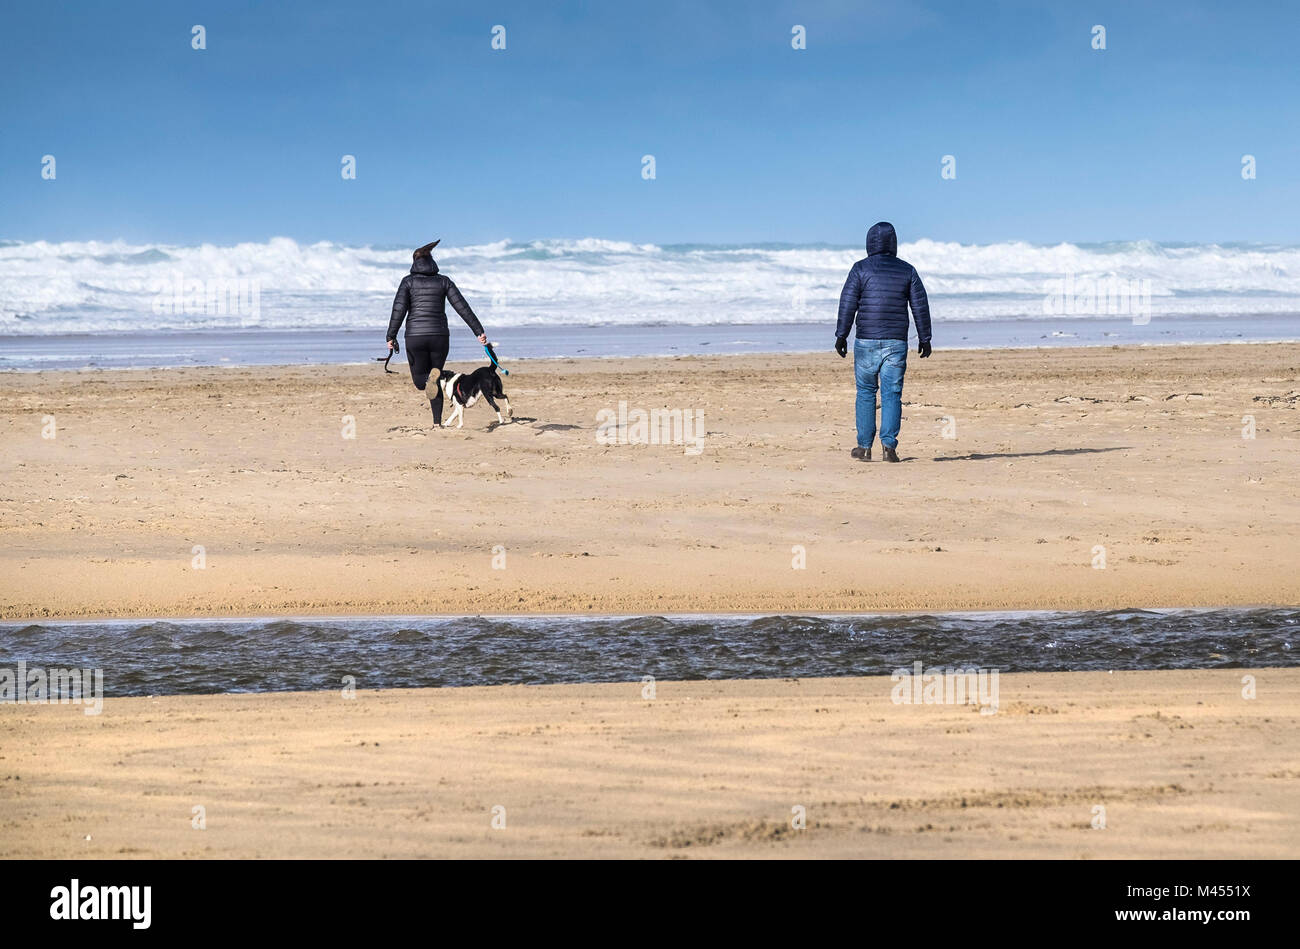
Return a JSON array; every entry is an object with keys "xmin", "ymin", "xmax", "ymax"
[
  {"xmin": 851, "ymin": 446, "xmax": 871, "ymax": 461},
  {"xmin": 882, "ymin": 446, "xmax": 900, "ymax": 463}
]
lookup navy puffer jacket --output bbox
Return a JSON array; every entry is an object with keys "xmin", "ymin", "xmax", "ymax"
[
  {"xmin": 386, "ymin": 256, "xmax": 484, "ymax": 340},
  {"xmin": 835, "ymin": 222, "xmax": 932, "ymax": 343}
]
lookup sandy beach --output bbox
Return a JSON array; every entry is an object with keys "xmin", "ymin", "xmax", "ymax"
[
  {"xmin": 9, "ymin": 0, "xmax": 1300, "ymax": 885},
  {"xmin": 1, "ymin": 343, "xmax": 1297, "ymax": 619},
  {"xmin": 2, "ymin": 669, "xmax": 1295, "ymax": 859}
]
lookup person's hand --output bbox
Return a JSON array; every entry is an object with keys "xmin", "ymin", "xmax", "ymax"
[
  {"xmin": 387, "ymin": 339, "xmax": 394, "ymax": 351},
  {"xmin": 477, "ymin": 334, "xmax": 487, "ymax": 345},
  {"xmin": 918, "ymin": 340, "xmax": 932, "ymax": 358},
  {"xmin": 835, "ymin": 337, "xmax": 848, "ymax": 358}
]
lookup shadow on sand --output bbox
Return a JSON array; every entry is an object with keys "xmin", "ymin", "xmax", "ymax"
[
  {"xmin": 483, "ymin": 416, "xmax": 549, "ymax": 432},
  {"xmin": 931, "ymin": 446, "xmax": 1131, "ymax": 462}
]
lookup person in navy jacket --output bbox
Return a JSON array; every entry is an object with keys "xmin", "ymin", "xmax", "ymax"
[{"xmin": 834, "ymin": 222, "xmax": 933, "ymax": 462}]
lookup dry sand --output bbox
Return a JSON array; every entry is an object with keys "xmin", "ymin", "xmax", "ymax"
[
  {"xmin": 1, "ymin": 344, "xmax": 1297, "ymax": 619},
  {"xmin": 2, "ymin": 669, "xmax": 1295, "ymax": 859},
  {"xmin": 3, "ymin": 346, "xmax": 1297, "ymax": 860}
]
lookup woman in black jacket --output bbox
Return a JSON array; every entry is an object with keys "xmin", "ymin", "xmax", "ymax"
[{"xmin": 385, "ymin": 240, "xmax": 488, "ymax": 426}]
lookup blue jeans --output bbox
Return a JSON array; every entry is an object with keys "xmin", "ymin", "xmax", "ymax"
[{"xmin": 854, "ymin": 338, "xmax": 908, "ymax": 449}]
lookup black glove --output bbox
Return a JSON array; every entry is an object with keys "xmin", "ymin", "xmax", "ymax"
[
  {"xmin": 835, "ymin": 337, "xmax": 848, "ymax": 358},
  {"xmin": 918, "ymin": 340, "xmax": 931, "ymax": 358}
]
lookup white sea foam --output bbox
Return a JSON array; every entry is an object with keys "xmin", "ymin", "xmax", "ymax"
[{"xmin": 1, "ymin": 237, "xmax": 1297, "ymax": 335}]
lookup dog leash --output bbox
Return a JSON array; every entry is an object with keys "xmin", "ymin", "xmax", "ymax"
[
  {"xmin": 377, "ymin": 338, "xmax": 400, "ymax": 373},
  {"xmin": 484, "ymin": 343, "xmax": 509, "ymax": 375}
]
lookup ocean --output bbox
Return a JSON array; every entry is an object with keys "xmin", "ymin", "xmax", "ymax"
[
  {"xmin": 2, "ymin": 237, "xmax": 1299, "ymax": 368},
  {"xmin": 2, "ymin": 608, "xmax": 1294, "ymax": 697}
]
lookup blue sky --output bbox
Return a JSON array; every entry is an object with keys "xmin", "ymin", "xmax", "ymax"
[{"xmin": 2, "ymin": 0, "xmax": 1296, "ymax": 245}]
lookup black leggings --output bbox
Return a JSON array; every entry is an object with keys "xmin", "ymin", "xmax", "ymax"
[{"xmin": 406, "ymin": 335, "xmax": 450, "ymax": 423}]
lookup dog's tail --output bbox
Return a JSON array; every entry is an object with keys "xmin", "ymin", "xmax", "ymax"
[{"xmin": 483, "ymin": 342, "xmax": 508, "ymax": 375}]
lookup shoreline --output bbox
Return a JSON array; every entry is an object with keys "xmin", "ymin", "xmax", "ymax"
[
  {"xmin": 8, "ymin": 592, "xmax": 1299, "ymax": 624},
  {"xmin": 4, "ymin": 315, "xmax": 1299, "ymax": 371},
  {"xmin": 5, "ymin": 334, "xmax": 1300, "ymax": 376},
  {"xmin": 3, "ymin": 602, "xmax": 1294, "ymax": 626},
  {"xmin": 3, "ymin": 344, "xmax": 1298, "ymax": 620},
  {"xmin": 5, "ymin": 669, "xmax": 1297, "ymax": 859}
]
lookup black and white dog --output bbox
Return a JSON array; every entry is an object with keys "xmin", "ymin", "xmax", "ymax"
[{"xmin": 436, "ymin": 345, "xmax": 513, "ymax": 428}]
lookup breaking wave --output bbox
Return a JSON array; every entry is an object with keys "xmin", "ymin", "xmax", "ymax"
[{"xmin": 2, "ymin": 236, "xmax": 1298, "ymax": 335}]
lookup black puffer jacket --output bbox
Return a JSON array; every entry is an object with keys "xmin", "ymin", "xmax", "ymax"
[
  {"xmin": 835, "ymin": 222, "xmax": 932, "ymax": 343},
  {"xmin": 386, "ymin": 257, "xmax": 484, "ymax": 340}
]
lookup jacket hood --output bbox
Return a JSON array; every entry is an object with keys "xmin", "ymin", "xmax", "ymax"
[
  {"xmin": 866, "ymin": 222, "xmax": 897, "ymax": 257},
  {"xmin": 410, "ymin": 256, "xmax": 439, "ymax": 275}
]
